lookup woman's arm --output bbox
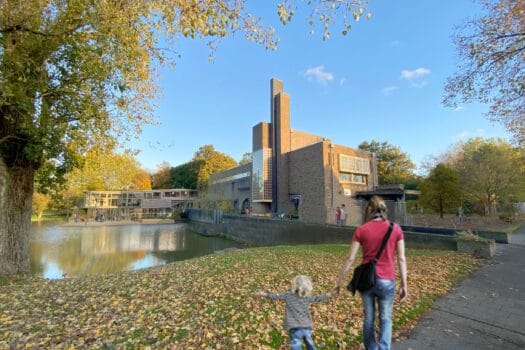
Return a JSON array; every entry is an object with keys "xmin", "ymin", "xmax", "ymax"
[
  {"xmin": 396, "ymin": 239, "xmax": 408, "ymax": 301},
  {"xmin": 334, "ymin": 240, "xmax": 361, "ymax": 290}
]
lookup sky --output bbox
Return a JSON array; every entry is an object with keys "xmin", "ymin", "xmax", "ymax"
[{"xmin": 126, "ymin": 0, "xmax": 510, "ymax": 174}]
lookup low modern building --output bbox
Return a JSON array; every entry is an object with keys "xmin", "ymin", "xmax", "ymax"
[
  {"xmin": 208, "ymin": 78, "xmax": 380, "ymax": 225},
  {"xmin": 83, "ymin": 189, "xmax": 198, "ymax": 221}
]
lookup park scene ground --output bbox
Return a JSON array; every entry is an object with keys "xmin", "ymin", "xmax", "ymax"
[{"xmin": 1, "ymin": 243, "xmax": 478, "ymax": 349}]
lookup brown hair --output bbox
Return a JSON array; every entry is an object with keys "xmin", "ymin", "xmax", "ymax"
[{"xmin": 365, "ymin": 195, "xmax": 388, "ymax": 220}]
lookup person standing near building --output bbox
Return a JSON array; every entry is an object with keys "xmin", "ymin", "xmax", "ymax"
[
  {"xmin": 333, "ymin": 196, "xmax": 408, "ymax": 350},
  {"xmin": 458, "ymin": 205, "xmax": 465, "ymax": 224},
  {"xmin": 340, "ymin": 204, "xmax": 347, "ymax": 225},
  {"xmin": 335, "ymin": 206, "xmax": 341, "ymax": 225}
]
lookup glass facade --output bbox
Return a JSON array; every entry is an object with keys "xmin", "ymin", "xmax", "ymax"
[{"xmin": 252, "ymin": 148, "xmax": 273, "ymax": 202}]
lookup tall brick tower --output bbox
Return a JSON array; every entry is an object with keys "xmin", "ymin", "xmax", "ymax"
[{"xmin": 270, "ymin": 78, "xmax": 291, "ymax": 214}]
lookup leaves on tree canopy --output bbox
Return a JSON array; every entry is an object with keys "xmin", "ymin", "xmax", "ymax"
[
  {"xmin": 358, "ymin": 140, "xmax": 416, "ymax": 185},
  {"xmin": 420, "ymin": 163, "xmax": 462, "ymax": 218},
  {"xmin": 443, "ymin": 0, "xmax": 525, "ymax": 145}
]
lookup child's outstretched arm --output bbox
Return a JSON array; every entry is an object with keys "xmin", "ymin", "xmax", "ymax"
[
  {"xmin": 309, "ymin": 291, "xmax": 335, "ymax": 303},
  {"xmin": 255, "ymin": 291, "xmax": 285, "ymax": 300}
]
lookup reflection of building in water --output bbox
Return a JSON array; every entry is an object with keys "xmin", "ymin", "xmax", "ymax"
[
  {"xmin": 83, "ymin": 188, "xmax": 198, "ymax": 221},
  {"xmin": 79, "ymin": 228, "xmax": 186, "ymax": 255}
]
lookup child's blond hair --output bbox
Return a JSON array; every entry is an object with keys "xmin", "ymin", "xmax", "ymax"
[{"xmin": 292, "ymin": 275, "xmax": 313, "ymax": 298}]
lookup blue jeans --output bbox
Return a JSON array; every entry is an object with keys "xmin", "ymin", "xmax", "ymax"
[
  {"xmin": 289, "ymin": 327, "xmax": 315, "ymax": 350},
  {"xmin": 360, "ymin": 279, "xmax": 395, "ymax": 350}
]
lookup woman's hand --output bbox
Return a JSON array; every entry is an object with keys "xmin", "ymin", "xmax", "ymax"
[
  {"xmin": 398, "ymin": 286, "xmax": 408, "ymax": 302},
  {"xmin": 255, "ymin": 291, "xmax": 266, "ymax": 298}
]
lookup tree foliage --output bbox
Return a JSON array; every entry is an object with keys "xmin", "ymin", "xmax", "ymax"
[
  {"xmin": 420, "ymin": 163, "xmax": 462, "ymax": 218},
  {"xmin": 171, "ymin": 161, "xmax": 199, "ymax": 189},
  {"xmin": 31, "ymin": 192, "xmax": 50, "ymax": 221},
  {"xmin": 358, "ymin": 140, "xmax": 416, "ymax": 185},
  {"xmin": 193, "ymin": 145, "xmax": 237, "ymax": 190},
  {"xmin": 151, "ymin": 161, "xmax": 173, "ymax": 189},
  {"xmin": 0, "ymin": 0, "xmax": 370, "ymax": 275},
  {"xmin": 239, "ymin": 152, "xmax": 252, "ymax": 165},
  {"xmin": 427, "ymin": 137, "xmax": 525, "ymax": 216},
  {"xmin": 443, "ymin": 0, "xmax": 525, "ymax": 145},
  {"xmin": 455, "ymin": 138, "xmax": 524, "ymax": 215}
]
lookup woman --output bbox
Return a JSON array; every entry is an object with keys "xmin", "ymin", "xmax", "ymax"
[{"xmin": 334, "ymin": 196, "xmax": 408, "ymax": 350}]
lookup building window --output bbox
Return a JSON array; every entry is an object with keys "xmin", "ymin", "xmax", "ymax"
[
  {"xmin": 339, "ymin": 154, "xmax": 370, "ymax": 174},
  {"xmin": 339, "ymin": 172, "xmax": 367, "ymax": 185},
  {"xmin": 252, "ymin": 148, "xmax": 272, "ymax": 202},
  {"xmin": 339, "ymin": 173, "xmax": 351, "ymax": 182}
]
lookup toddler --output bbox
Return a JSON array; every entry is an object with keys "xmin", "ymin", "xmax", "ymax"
[{"xmin": 256, "ymin": 275, "xmax": 335, "ymax": 350}]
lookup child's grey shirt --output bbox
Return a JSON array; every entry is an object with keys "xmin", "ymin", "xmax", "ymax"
[{"xmin": 265, "ymin": 291, "xmax": 329, "ymax": 330}]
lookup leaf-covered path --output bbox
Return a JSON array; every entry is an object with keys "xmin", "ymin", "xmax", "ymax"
[{"xmin": 0, "ymin": 245, "xmax": 477, "ymax": 349}]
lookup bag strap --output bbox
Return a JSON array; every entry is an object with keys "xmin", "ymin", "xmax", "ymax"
[{"xmin": 373, "ymin": 221, "xmax": 395, "ymax": 262}]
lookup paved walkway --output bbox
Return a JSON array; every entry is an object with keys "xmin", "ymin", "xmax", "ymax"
[{"xmin": 393, "ymin": 226, "xmax": 525, "ymax": 350}]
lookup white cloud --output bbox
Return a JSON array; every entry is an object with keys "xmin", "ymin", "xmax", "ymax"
[
  {"xmin": 457, "ymin": 128, "xmax": 485, "ymax": 140},
  {"xmin": 454, "ymin": 106, "xmax": 465, "ymax": 111},
  {"xmin": 457, "ymin": 131, "xmax": 470, "ymax": 139},
  {"xmin": 381, "ymin": 85, "xmax": 399, "ymax": 96},
  {"xmin": 304, "ymin": 65, "xmax": 335, "ymax": 86},
  {"xmin": 400, "ymin": 67, "xmax": 431, "ymax": 87},
  {"xmin": 339, "ymin": 77, "xmax": 347, "ymax": 86}
]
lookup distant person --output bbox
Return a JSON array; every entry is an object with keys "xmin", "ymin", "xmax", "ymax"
[
  {"xmin": 335, "ymin": 206, "xmax": 341, "ymax": 225},
  {"xmin": 458, "ymin": 205, "xmax": 465, "ymax": 224},
  {"xmin": 256, "ymin": 275, "xmax": 336, "ymax": 350},
  {"xmin": 333, "ymin": 195, "xmax": 408, "ymax": 350},
  {"xmin": 340, "ymin": 204, "xmax": 347, "ymax": 225}
]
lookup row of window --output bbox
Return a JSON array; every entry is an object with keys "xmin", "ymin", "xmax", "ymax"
[
  {"xmin": 339, "ymin": 172, "xmax": 367, "ymax": 185},
  {"xmin": 339, "ymin": 154, "xmax": 370, "ymax": 174}
]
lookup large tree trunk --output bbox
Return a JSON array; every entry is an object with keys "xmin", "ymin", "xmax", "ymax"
[{"xmin": 0, "ymin": 156, "xmax": 34, "ymax": 275}]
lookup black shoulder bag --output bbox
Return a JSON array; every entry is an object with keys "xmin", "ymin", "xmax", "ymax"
[{"xmin": 347, "ymin": 221, "xmax": 394, "ymax": 295}]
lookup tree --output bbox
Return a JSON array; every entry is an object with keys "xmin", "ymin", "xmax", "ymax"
[
  {"xmin": 455, "ymin": 138, "xmax": 524, "ymax": 215},
  {"xmin": 171, "ymin": 162, "xmax": 199, "ymax": 189},
  {"xmin": 444, "ymin": 0, "xmax": 525, "ymax": 145},
  {"xmin": 358, "ymin": 140, "xmax": 416, "ymax": 185},
  {"xmin": 239, "ymin": 152, "xmax": 252, "ymax": 165},
  {"xmin": 0, "ymin": 0, "xmax": 370, "ymax": 275},
  {"xmin": 420, "ymin": 164, "xmax": 462, "ymax": 218},
  {"xmin": 151, "ymin": 161, "xmax": 172, "ymax": 189},
  {"xmin": 193, "ymin": 145, "xmax": 237, "ymax": 190},
  {"xmin": 32, "ymin": 192, "xmax": 51, "ymax": 221},
  {"xmin": 132, "ymin": 171, "xmax": 152, "ymax": 190}
]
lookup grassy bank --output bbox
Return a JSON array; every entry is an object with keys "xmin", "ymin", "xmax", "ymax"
[{"xmin": 0, "ymin": 245, "xmax": 478, "ymax": 349}]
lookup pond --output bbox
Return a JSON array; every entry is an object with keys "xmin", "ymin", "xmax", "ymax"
[{"xmin": 30, "ymin": 223, "xmax": 245, "ymax": 279}]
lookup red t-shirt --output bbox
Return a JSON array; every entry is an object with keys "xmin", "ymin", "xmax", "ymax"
[{"xmin": 352, "ymin": 219, "xmax": 404, "ymax": 280}]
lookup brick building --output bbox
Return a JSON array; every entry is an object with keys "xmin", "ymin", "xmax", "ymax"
[{"xmin": 208, "ymin": 78, "xmax": 379, "ymax": 225}]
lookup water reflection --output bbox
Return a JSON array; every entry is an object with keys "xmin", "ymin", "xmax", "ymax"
[{"xmin": 30, "ymin": 223, "xmax": 244, "ymax": 279}]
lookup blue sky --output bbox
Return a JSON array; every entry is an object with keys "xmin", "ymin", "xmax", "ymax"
[{"xmin": 127, "ymin": 0, "xmax": 509, "ymax": 174}]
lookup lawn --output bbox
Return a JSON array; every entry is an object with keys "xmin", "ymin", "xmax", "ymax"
[{"xmin": 0, "ymin": 245, "xmax": 478, "ymax": 349}]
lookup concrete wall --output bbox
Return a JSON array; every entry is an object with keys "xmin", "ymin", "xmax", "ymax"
[
  {"xmin": 402, "ymin": 225, "xmax": 510, "ymax": 244},
  {"xmin": 188, "ymin": 214, "xmax": 458, "ymax": 250}
]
